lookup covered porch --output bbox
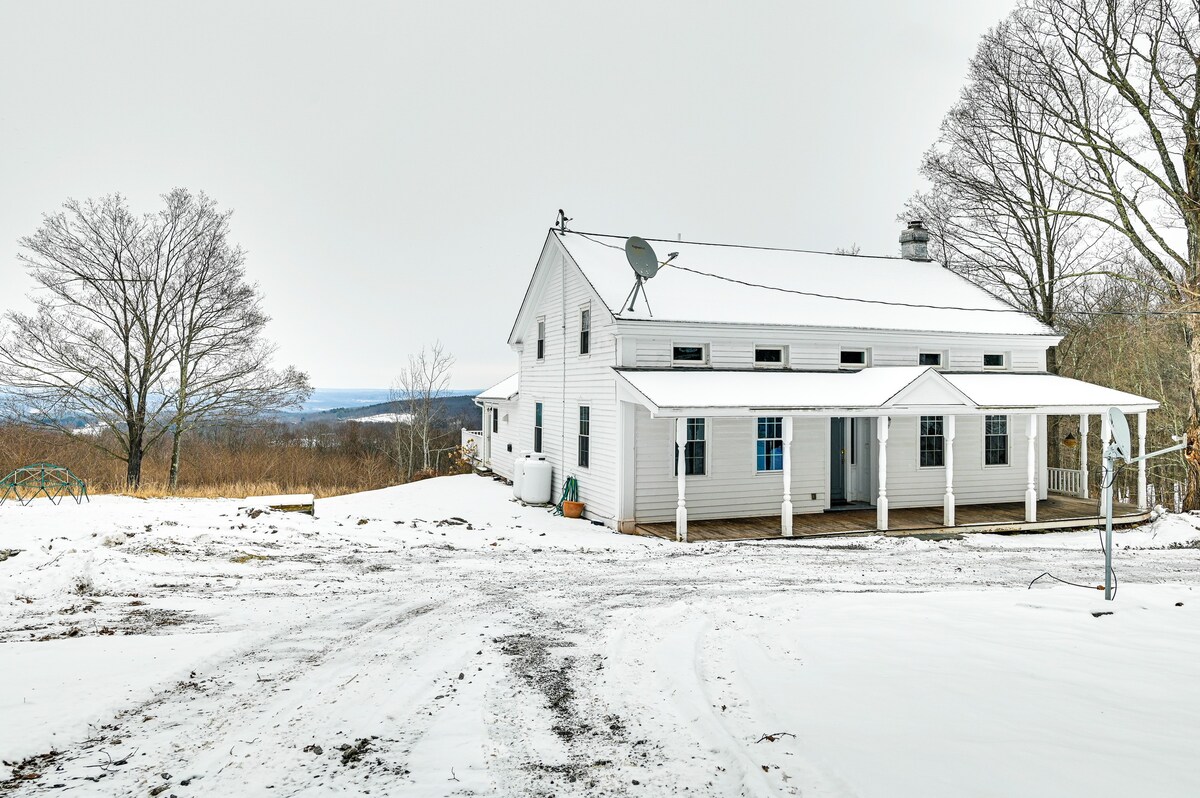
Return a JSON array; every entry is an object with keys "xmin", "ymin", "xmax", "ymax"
[
  {"xmin": 615, "ymin": 366, "xmax": 1159, "ymax": 543},
  {"xmin": 634, "ymin": 495, "xmax": 1147, "ymax": 541}
]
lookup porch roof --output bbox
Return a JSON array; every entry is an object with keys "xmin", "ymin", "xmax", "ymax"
[
  {"xmin": 614, "ymin": 366, "xmax": 1158, "ymax": 417},
  {"xmin": 474, "ymin": 373, "xmax": 519, "ymax": 404}
]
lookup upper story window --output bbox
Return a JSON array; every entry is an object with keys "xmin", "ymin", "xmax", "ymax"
[
  {"xmin": 840, "ymin": 349, "xmax": 868, "ymax": 368},
  {"xmin": 918, "ymin": 352, "xmax": 942, "ymax": 367},
  {"xmin": 672, "ymin": 344, "xmax": 709, "ymax": 366},
  {"xmin": 754, "ymin": 346, "xmax": 787, "ymax": 368},
  {"xmin": 579, "ymin": 308, "xmax": 591, "ymax": 355},
  {"xmin": 919, "ymin": 415, "xmax": 945, "ymax": 468},
  {"xmin": 983, "ymin": 353, "xmax": 1007, "ymax": 369},
  {"xmin": 536, "ymin": 319, "xmax": 546, "ymax": 360},
  {"xmin": 756, "ymin": 417, "xmax": 784, "ymax": 472}
]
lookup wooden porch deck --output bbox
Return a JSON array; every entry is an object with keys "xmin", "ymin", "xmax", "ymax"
[{"xmin": 633, "ymin": 496, "xmax": 1147, "ymax": 542}]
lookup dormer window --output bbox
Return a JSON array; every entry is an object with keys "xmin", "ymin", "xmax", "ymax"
[
  {"xmin": 919, "ymin": 352, "xmax": 943, "ymax": 367},
  {"xmin": 672, "ymin": 344, "xmax": 709, "ymax": 366},
  {"xmin": 754, "ymin": 346, "xmax": 787, "ymax": 368},
  {"xmin": 983, "ymin": 353, "xmax": 1007, "ymax": 370},
  {"xmin": 840, "ymin": 349, "xmax": 868, "ymax": 368}
]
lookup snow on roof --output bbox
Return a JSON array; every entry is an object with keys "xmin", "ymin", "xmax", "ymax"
[
  {"xmin": 616, "ymin": 367, "xmax": 1157, "ymax": 416},
  {"xmin": 476, "ymin": 373, "xmax": 519, "ymax": 402},
  {"xmin": 557, "ymin": 231, "xmax": 1058, "ymax": 337}
]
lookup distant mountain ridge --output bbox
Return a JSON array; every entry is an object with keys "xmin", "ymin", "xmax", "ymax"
[
  {"xmin": 300, "ymin": 388, "xmax": 479, "ymax": 413},
  {"xmin": 279, "ymin": 393, "xmax": 479, "ymax": 424}
]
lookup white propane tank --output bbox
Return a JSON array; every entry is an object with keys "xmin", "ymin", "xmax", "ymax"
[
  {"xmin": 520, "ymin": 457, "xmax": 553, "ymax": 504},
  {"xmin": 513, "ymin": 453, "xmax": 529, "ymax": 498}
]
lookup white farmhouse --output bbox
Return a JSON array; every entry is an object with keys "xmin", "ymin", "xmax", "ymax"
[{"xmin": 466, "ymin": 223, "xmax": 1157, "ymax": 541}]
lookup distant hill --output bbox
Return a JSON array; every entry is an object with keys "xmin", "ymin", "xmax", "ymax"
[
  {"xmin": 278, "ymin": 393, "xmax": 479, "ymax": 424},
  {"xmin": 300, "ymin": 388, "xmax": 479, "ymax": 413}
]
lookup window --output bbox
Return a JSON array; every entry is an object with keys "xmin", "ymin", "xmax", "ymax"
[
  {"xmin": 492, "ymin": 408, "xmax": 499, "ymax": 433},
  {"xmin": 919, "ymin": 352, "xmax": 942, "ymax": 367},
  {"xmin": 919, "ymin": 415, "xmax": 944, "ymax": 467},
  {"xmin": 578, "ymin": 406, "xmax": 590, "ymax": 468},
  {"xmin": 985, "ymin": 415, "xmax": 1009, "ymax": 466},
  {"xmin": 672, "ymin": 344, "xmax": 708, "ymax": 366},
  {"xmin": 674, "ymin": 418, "xmax": 707, "ymax": 476},
  {"xmin": 534, "ymin": 402, "xmax": 543, "ymax": 453},
  {"xmin": 756, "ymin": 417, "xmax": 784, "ymax": 472},
  {"xmin": 983, "ymin": 353, "xmax": 1006, "ymax": 369},
  {"xmin": 536, "ymin": 319, "xmax": 546, "ymax": 360},
  {"xmin": 579, "ymin": 308, "xmax": 591, "ymax": 355},
  {"xmin": 754, "ymin": 346, "xmax": 786, "ymax": 367},
  {"xmin": 840, "ymin": 349, "xmax": 867, "ymax": 367}
]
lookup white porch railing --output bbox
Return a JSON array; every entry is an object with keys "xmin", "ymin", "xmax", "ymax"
[
  {"xmin": 1048, "ymin": 467, "xmax": 1082, "ymax": 497},
  {"xmin": 461, "ymin": 429, "xmax": 486, "ymax": 466}
]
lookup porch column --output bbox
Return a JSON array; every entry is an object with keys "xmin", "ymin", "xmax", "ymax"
[
  {"xmin": 1137, "ymin": 411, "xmax": 1148, "ymax": 511},
  {"xmin": 781, "ymin": 416, "xmax": 794, "ymax": 537},
  {"xmin": 876, "ymin": 416, "xmax": 889, "ymax": 531},
  {"xmin": 1079, "ymin": 414, "xmax": 1089, "ymax": 499},
  {"xmin": 943, "ymin": 415, "xmax": 956, "ymax": 526},
  {"xmin": 1025, "ymin": 413, "xmax": 1038, "ymax": 522},
  {"xmin": 675, "ymin": 417, "xmax": 688, "ymax": 543},
  {"xmin": 1100, "ymin": 412, "xmax": 1112, "ymax": 516}
]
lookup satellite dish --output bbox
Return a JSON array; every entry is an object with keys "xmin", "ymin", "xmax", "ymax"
[
  {"xmin": 1108, "ymin": 407, "xmax": 1132, "ymax": 460},
  {"xmin": 625, "ymin": 236, "xmax": 660, "ymax": 279}
]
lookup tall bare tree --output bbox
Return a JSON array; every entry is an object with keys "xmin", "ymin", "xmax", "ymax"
[
  {"xmin": 906, "ymin": 19, "xmax": 1110, "ymax": 373},
  {"xmin": 164, "ymin": 190, "xmax": 310, "ymax": 489},
  {"xmin": 997, "ymin": 0, "xmax": 1200, "ymax": 504},
  {"xmin": 392, "ymin": 343, "xmax": 454, "ymax": 479}
]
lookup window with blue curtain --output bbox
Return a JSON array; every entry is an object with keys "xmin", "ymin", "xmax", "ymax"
[{"xmin": 757, "ymin": 416, "xmax": 784, "ymax": 472}]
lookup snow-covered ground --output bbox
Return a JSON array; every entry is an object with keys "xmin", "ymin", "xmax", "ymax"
[{"xmin": 2, "ymin": 475, "xmax": 1199, "ymax": 797}]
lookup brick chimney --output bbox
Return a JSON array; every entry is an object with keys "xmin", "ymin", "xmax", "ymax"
[{"xmin": 899, "ymin": 220, "xmax": 932, "ymax": 261}]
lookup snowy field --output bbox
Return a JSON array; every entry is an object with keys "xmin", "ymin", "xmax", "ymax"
[{"xmin": 2, "ymin": 475, "xmax": 1199, "ymax": 797}]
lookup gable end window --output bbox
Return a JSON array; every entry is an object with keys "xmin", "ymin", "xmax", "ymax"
[
  {"xmin": 919, "ymin": 415, "xmax": 945, "ymax": 468},
  {"xmin": 754, "ymin": 347, "xmax": 786, "ymax": 367},
  {"xmin": 985, "ymin": 415, "xmax": 1009, "ymax": 466},
  {"xmin": 840, "ymin": 349, "xmax": 867, "ymax": 367},
  {"xmin": 536, "ymin": 319, "xmax": 546, "ymax": 360},
  {"xmin": 579, "ymin": 308, "xmax": 591, "ymax": 355},
  {"xmin": 672, "ymin": 344, "xmax": 708, "ymax": 366},
  {"xmin": 983, "ymin": 353, "xmax": 1006, "ymax": 369},
  {"xmin": 577, "ymin": 406, "xmax": 590, "ymax": 468},
  {"xmin": 674, "ymin": 418, "xmax": 707, "ymax": 476},
  {"xmin": 918, "ymin": 352, "xmax": 942, "ymax": 367},
  {"xmin": 534, "ymin": 402, "xmax": 543, "ymax": 453},
  {"xmin": 756, "ymin": 417, "xmax": 784, "ymax": 471}
]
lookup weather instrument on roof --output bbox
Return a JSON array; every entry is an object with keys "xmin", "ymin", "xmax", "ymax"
[{"xmin": 622, "ymin": 236, "xmax": 678, "ymax": 314}]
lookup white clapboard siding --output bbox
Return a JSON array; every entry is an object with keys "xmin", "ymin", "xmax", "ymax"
[
  {"xmin": 633, "ymin": 410, "xmax": 826, "ymax": 523},
  {"xmin": 512, "ymin": 240, "xmax": 618, "ymax": 522},
  {"xmin": 483, "ymin": 398, "xmax": 520, "ymax": 480}
]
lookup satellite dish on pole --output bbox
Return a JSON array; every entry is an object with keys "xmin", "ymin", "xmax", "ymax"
[
  {"xmin": 623, "ymin": 236, "xmax": 660, "ymax": 312},
  {"xmin": 1108, "ymin": 407, "xmax": 1132, "ymax": 461}
]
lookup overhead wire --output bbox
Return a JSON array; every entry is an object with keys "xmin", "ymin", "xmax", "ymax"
[{"xmin": 560, "ymin": 228, "xmax": 1197, "ymax": 319}]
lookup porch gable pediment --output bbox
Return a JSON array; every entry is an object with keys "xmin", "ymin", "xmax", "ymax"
[{"xmin": 880, "ymin": 368, "xmax": 977, "ymax": 410}]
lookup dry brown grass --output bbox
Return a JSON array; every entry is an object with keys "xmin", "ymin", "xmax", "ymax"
[{"xmin": 0, "ymin": 421, "xmax": 467, "ymax": 499}]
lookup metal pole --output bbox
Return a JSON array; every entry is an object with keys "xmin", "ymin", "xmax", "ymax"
[{"xmin": 1104, "ymin": 445, "xmax": 1115, "ymax": 601}]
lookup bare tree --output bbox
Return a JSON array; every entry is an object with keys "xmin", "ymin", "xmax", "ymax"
[
  {"xmin": 164, "ymin": 190, "xmax": 311, "ymax": 489},
  {"xmin": 0, "ymin": 195, "xmax": 195, "ymax": 487},
  {"xmin": 392, "ymin": 343, "xmax": 454, "ymax": 479},
  {"xmin": 905, "ymin": 18, "xmax": 1111, "ymax": 373},
  {"xmin": 998, "ymin": 0, "xmax": 1200, "ymax": 504}
]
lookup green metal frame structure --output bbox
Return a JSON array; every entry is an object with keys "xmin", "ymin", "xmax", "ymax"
[{"xmin": 0, "ymin": 463, "xmax": 90, "ymax": 506}]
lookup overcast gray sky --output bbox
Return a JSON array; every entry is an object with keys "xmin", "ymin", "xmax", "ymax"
[{"xmin": 0, "ymin": 0, "xmax": 1015, "ymax": 390}]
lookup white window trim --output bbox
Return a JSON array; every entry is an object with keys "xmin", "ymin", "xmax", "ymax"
[
  {"xmin": 982, "ymin": 414, "xmax": 1011, "ymax": 468},
  {"xmin": 671, "ymin": 342, "xmax": 710, "ymax": 368},
  {"xmin": 918, "ymin": 351, "xmax": 945, "ymax": 368},
  {"xmin": 983, "ymin": 352, "xmax": 1009, "ymax": 370},
  {"xmin": 753, "ymin": 344, "xmax": 789, "ymax": 369},
  {"xmin": 839, "ymin": 348, "xmax": 870, "ymax": 370},
  {"xmin": 578, "ymin": 304, "xmax": 591, "ymax": 358},
  {"xmin": 536, "ymin": 317, "xmax": 546, "ymax": 362},
  {"xmin": 754, "ymin": 416, "xmax": 785, "ymax": 474},
  {"xmin": 577, "ymin": 404, "xmax": 591, "ymax": 469},
  {"xmin": 917, "ymin": 415, "xmax": 946, "ymax": 469},
  {"xmin": 672, "ymin": 416, "xmax": 711, "ymax": 478}
]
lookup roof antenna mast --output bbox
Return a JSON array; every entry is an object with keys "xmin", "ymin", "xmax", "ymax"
[
  {"xmin": 622, "ymin": 236, "xmax": 677, "ymax": 315},
  {"xmin": 556, "ymin": 209, "xmax": 572, "ymax": 233}
]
